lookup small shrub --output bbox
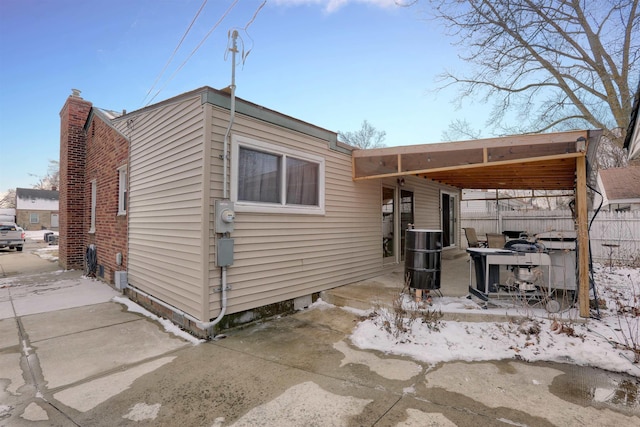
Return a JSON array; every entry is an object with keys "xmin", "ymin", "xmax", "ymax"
[
  {"xmin": 420, "ymin": 308, "xmax": 444, "ymax": 331},
  {"xmin": 611, "ymin": 274, "xmax": 640, "ymax": 363}
]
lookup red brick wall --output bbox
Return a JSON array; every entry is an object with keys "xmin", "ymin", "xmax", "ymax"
[
  {"xmin": 59, "ymin": 93, "xmax": 129, "ymax": 282},
  {"xmin": 85, "ymin": 115, "xmax": 129, "ymax": 283},
  {"xmin": 59, "ymin": 95, "xmax": 91, "ymax": 270}
]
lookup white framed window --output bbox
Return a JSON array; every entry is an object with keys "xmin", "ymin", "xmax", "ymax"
[
  {"xmin": 231, "ymin": 135, "xmax": 325, "ymax": 214},
  {"xmin": 30, "ymin": 213, "xmax": 39, "ymax": 223},
  {"xmin": 89, "ymin": 180, "xmax": 97, "ymax": 233},
  {"xmin": 118, "ymin": 165, "xmax": 127, "ymax": 216}
]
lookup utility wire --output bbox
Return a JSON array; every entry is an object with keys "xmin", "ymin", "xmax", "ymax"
[
  {"xmin": 244, "ymin": 0, "xmax": 265, "ymax": 31},
  {"xmin": 145, "ymin": 0, "xmax": 240, "ymax": 107},
  {"xmin": 141, "ymin": 0, "xmax": 209, "ymax": 107},
  {"xmin": 240, "ymin": 0, "xmax": 266, "ymax": 64}
]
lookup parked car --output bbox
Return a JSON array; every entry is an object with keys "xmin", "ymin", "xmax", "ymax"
[{"xmin": 0, "ymin": 222, "xmax": 25, "ymax": 251}]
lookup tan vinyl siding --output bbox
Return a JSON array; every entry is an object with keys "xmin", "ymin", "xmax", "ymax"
[
  {"xmin": 113, "ymin": 90, "xmax": 459, "ymax": 323},
  {"xmin": 205, "ymin": 107, "xmax": 395, "ymax": 317},
  {"xmin": 406, "ymin": 176, "xmax": 460, "ymax": 244},
  {"xmin": 124, "ymin": 96, "xmax": 206, "ymax": 318}
]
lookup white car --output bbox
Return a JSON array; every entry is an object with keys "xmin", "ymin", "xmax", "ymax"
[{"xmin": 0, "ymin": 222, "xmax": 25, "ymax": 251}]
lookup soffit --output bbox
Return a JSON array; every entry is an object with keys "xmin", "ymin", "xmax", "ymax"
[{"xmin": 352, "ymin": 130, "xmax": 589, "ymax": 190}]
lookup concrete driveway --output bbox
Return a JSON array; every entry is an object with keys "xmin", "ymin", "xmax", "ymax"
[{"xmin": 1, "ymin": 245, "xmax": 638, "ymax": 426}]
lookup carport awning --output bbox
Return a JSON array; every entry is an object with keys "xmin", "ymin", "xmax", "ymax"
[
  {"xmin": 352, "ymin": 130, "xmax": 591, "ymax": 190},
  {"xmin": 352, "ymin": 128, "xmax": 602, "ymax": 319}
]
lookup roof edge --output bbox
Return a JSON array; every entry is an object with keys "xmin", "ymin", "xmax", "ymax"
[{"xmin": 200, "ymin": 88, "xmax": 351, "ymax": 154}]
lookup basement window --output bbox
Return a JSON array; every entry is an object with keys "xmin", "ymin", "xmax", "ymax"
[{"xmin": 231, "ymin": 135, "xmax": 325, "ymax": 215}]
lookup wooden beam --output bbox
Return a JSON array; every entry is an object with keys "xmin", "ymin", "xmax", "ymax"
[
  {"xmin": 353, "ymin": 152, "xmax": 583, "ymax": 181},
  {"xmin": 462, "ymin": 193, "xmax": 575, "ymax": 201},
  {"xmin": 352, "ymin": 129, "xmax": 589, "ymax": 157},
  {"xmin": 576, "ymin": 154, "xmax": 590, "ymax": 317}
]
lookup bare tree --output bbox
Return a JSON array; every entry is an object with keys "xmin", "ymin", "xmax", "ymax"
[
  {"xmin": 426, "ymin": 0, "xmax": 639, "ymax": 148},
  {"xmin": 441, "ymin": 118, "xmax": 482, "ymax": 141},
  {"xmin": 597, "ymin": 131, "xmax": 629, "ymax": 169},
  {"xmin": 30, "ymin": 160, "xmax": 60, "ymax": 190},
  {"xmin": 0, "ymin": 189, "xmax": 16, "ymax": 209},
  {"xmin": 339, "ymin": 120, "xmax": 387, "ymax": 149}
]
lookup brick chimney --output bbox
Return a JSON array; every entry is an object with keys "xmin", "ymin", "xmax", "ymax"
[{"xmin": 59, "ymin": 89, "xmax": 92, "ymax": 270}]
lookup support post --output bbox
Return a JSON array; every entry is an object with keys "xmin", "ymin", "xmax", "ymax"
[{"xmin": 576, "ymin": 155, "xmax": 590, "ymax": 317}]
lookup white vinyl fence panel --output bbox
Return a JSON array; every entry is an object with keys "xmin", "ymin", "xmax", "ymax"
[{"xmin": 462, "ymin": 210, "xmax": 640, "ymax": 266}]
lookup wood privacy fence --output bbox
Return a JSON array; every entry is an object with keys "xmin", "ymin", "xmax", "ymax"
[{"xmin": 461, "ymin": 210, "xmax": 640, "ymax": 266}]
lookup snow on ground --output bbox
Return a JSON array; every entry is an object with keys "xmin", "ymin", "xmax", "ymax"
[
  {"xmin": 33, "ymin": 246, "xmax": 58, "ymax": 261},
  {"xmin": 9, "ymin": 230, "xmax": 197, "ymax": 346},
  {"xmin": 112, "ymin": 296, "xmax": 204, "ymax": 345},
  {"xmin": 9, "ymin": 230, "xmax": 640, "ymax": 376},
  {"xmin": 20, "ymin": 230, "xmax": 60, "ymax": 261},
  {"xmin": 24, "ymin": 230, "xmax": 57, "ymax": 242},
  {"xmin": 346, "ymin": 263, "xmax": 640, "ymax": 376}
]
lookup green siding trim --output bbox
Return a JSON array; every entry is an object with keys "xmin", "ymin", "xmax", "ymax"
[{"xmin": 201, "ymin": 90, "xmax": 351, "ymax": 155}]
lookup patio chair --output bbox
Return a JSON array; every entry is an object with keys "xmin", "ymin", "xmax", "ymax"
[
  {"xmin": 486, "ymin": 233, "xmax": 507, "ymax": 249},
  {"xmin": 463, "ymin": 227, "xmax": 487, "ymax": 248}
]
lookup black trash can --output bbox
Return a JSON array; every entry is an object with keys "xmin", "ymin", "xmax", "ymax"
[{"xmin": 404, "ymin": 229, "xmax": 442, "ymax": 290}]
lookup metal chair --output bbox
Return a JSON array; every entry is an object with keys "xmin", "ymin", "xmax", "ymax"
[
  {"xmin": 463, "ymin": 227, "xmax": 487, "ymax": 248},
  {"xmin": 486, "ymin": 233, "xmax": 507, "ymax": 248}
]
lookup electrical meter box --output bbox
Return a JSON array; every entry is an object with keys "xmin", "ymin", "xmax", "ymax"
[
  {"xmin": 215, "ymin": 200, "xmax": 235, "ymax": 233},
  {"xmin": 216, "ymin": 237, "xmax": 234, "ymax": 267}
]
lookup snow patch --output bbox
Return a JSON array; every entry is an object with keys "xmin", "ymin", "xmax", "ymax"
[
  {"xmin": 122, "ymin": 403, "xmax": 161, "ymax": 421},
  {"xmin": 112, "ymin": 296, "xmax": 204, "ymax": 345},
  {"xmin": 20, "ymin": 402, "xmax": 48, "ymax": 421},
  {"xmin": 349, "ymin": 264, "xmax": 640, "ymax": 376},
  {"xmin": 397, "ymin": 409, "xmax": 457, "ymax": 427},
  {"xmin": 333, "ymin": 340, "xmax": 422, "ymax": 381},
  {"xmin": 54, "ymin": 357, "xmax": 175, "ymax": 412},
  {"xmin": 227, "ymin": 381, "xmax": 371, "ymax": 426}
]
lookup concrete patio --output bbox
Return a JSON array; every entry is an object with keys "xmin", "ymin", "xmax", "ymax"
[{"xmin": 321, "ymin": 250, "xmax": 471, "ymax": 312}]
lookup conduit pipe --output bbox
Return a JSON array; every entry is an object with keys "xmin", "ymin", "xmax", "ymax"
[
  {"xmin": 127, "ymin": 32, "xmax": 239, "ymax": 338},
  {"xmin": 127, "ymin": 281, "xmax": 227, "ymax": 337},
  {"xmin": 222, "ymin": 30, "xmax": 238, "ymax": 199},
  {"xmin": 208, "ymin": 29, "xmax": 239, "ymax": 333}
]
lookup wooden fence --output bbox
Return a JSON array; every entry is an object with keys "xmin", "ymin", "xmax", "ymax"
[{"xmin": 461, "ymin": 210, "xmax": 640, "ymax": 266}]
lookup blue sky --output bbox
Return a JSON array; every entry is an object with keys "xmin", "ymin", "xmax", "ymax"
[{"xmin": 0, "ymin": 0, "xmax": 487, "ymax": 192}]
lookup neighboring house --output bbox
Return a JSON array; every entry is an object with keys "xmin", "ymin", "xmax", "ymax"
[
  {"xmin": 596, "ymin": 165, "xmax": 640, "ymax": 211},
  {"xmin": 461, "ymin": 189, "xmax": 528, "ymax": 214},
  {"xmin": 15, "ymin": 188, "xmax": 59, "ymax": 231},
  {"xmin": 59, "ymin": 87, "xmax": 461, "ymax": 337}
]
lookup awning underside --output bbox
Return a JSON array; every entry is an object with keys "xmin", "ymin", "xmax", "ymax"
[{"xmin": 352, "ymin": 130, "xmax": 590, "ymax": 191}]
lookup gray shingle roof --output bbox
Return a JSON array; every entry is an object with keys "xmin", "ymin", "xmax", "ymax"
[
  {"xmin": 16, "ymin": 188, "xmax": 59, "ymax": 201},
  {"xmin": 599, "ymin": 166, "xmax": 640, "ymax": 201}
]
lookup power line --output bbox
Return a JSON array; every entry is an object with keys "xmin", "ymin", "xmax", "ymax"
[
  {"xmin": 235, "ymin": 0, "xmax": 266, "ymax": 66},
  {"xmin": 141, "ymin": 0, "xmax": 209, "ymax": 107},
  {"xmin": 144, "ymin": 0, "xmax": 240, "ymax": 107}
]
